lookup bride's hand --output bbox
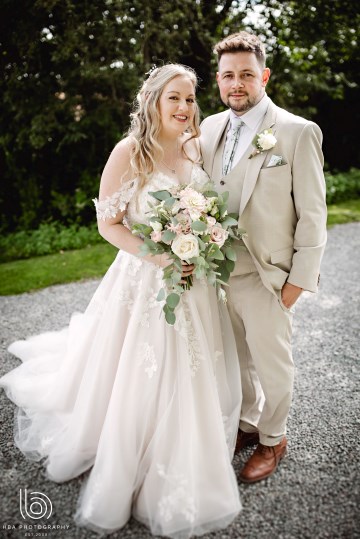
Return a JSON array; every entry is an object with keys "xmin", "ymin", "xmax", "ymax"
[
  {"xmin": 157, "ymin": 255, "xmax": 194, "ymax": 278},
  {"xmin": 181, "ymin": 261, "xmax": 194, "ymax": 277}
]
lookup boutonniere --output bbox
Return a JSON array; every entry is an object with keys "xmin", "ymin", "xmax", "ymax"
[{"xmin": 249, "ymin": 129, "xmax": 277, "ymax": 159}]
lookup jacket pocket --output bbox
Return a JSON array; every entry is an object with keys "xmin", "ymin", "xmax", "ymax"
[{"xmin": 270, "ymin": 246, "xmax": 294, "ymax": 264}]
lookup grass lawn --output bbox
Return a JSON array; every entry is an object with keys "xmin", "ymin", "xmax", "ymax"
[
  {"xmin": 326, "ymin": 198, "xmax": 360, "ymax": 227},
  {"xmin": 0, "ymin": 243, "xmax": 118, "ymax": 295},
  {"xmin": 0, "ymin": 198, "xmax": 359, "ymax": 296}
]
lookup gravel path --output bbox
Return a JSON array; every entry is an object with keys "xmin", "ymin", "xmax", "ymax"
[{"xmin": 0, "ymin": 223, "xmax": 359, "ymax": 539}]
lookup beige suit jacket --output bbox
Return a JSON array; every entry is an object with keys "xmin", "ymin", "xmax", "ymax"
[{"xmin": 200, "ymin": 99, "xmax": 327, "ymax": 294}]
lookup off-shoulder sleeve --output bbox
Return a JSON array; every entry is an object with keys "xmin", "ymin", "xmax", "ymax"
[{"xmin": 93, "ymin": 179, "xmax": 137, "ymax": 221}]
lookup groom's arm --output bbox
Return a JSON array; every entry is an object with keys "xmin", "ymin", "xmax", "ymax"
[{"xmin": 287, "ymin": 121, "xmax": 327, "ymax": 293}]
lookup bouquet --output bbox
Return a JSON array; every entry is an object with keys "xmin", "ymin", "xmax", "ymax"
[{"xmin": 132, "ymin": 183, "xmax": 243, "ymax": 325}]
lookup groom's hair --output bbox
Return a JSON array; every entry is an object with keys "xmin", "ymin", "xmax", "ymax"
[{"xmin": 214, "ymin": 32, "xmax": 266, "ymax": 68}]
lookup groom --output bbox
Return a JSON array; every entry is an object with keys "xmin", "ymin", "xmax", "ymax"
[{"xmin": 200, "ymin": 32, "xmax": 327, "ymax": 483}]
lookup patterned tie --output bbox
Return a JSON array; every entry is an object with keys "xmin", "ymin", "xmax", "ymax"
[{"xmin": 222, "ymin": 117, "xmax": 244, "ymax": 176}]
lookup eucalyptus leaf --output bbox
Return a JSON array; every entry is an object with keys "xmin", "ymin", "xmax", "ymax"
[
  {"xmin": 225, "ymin": 259, "xmax": 235, "ymax": 272},
  {"xmin": 203, "ymin": 190, "xmax": 218, "ymax": 198},
  {"xmin": 173, "ymin": 258, "xmax": 183, "ymax": 272},
  {"xmin": 217, "ymin": 265, "xmax": 230, "ymax": 282},
  {"xmin": 197, "ymin": 238, "xmax": 206, "ymax": 250},
  {"xmin": 165, "ymin": 309, "xmax": 176, "ymax": 325},
  {"xmin": 144, "ymin": 238, "xmax": 159, "ymax": 250},
  {"xmin": 166, "ymin": 292, "xmax": 181, "ymax": 309},
  {"xmin": 174, "ymin": 284, "xmax": 185, "ymax": 294},
  {"xmin": 221, "ymin": 216, "xmax": 238, "ymax": 228},
  {"xmin": 162, "ymin": 229, "xmax": 176, "ymax": 242},
  {"xmin": 172, "ymin": 271, "xmax": 182, "ymax": 284},
  {"xmin": 191, "ymin": 220, "xmax": 208, "ymax": 232},
  {"xmin": 157, "ymin": 288, "xmax": 166, "ymax": 301},
  {"xmin": 225, "ymin": 247, "xmax": 237, "ymax": 261},
  {"xmin": 139, "ymin": 244, "xmax": 150, "ymax": 255},
  {"xmin": 132, "ymin": 224, "xmax": 153, "ymax": 236},
  {"xmin": 149, "ymin": 216, "xmax": 162, "ymax": 224},
  {"xmin": 149, "ymin": 190, "xmax": 171, "ymax": 201},
  {"xmin": 163, "ymin": 197, "xmax": 176, "ymax": 208},
  {"xmin": 210, "ymin": 250, "xmax": 224, "ymax": 260}
]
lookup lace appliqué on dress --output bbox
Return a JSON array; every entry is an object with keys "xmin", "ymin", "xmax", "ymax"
[
  {"xmin": 93, "ymin": 180, "xmax": 138, "ymax": 221},
  {"xmin": 157, "ymin": 464, "xmax": 198, "ymax": 524},
  {"xmin": 174, "ymin": 295, "xmax": 204, "ymax": 377},
  {"xmin": 115, "ymin": 251, "xmax": 164, "ymax": 326},
  {"xmin": 136, "ymin": 343, "xmax": 158, "ymax": 379}
]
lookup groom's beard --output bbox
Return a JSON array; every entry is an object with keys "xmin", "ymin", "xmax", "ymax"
[{"xmin": 225, "ymin": 90, "xmax": 262, "ymax": 114}]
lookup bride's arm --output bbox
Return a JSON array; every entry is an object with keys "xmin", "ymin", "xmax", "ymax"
[{"xmin": 96, "ymin": 139, "xmax": 168, "ymax": 268}]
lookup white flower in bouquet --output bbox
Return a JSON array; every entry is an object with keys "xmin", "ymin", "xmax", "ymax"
[
  {"xmin": 210, "ymin": 225, "xmax": 229, "ymax": 248},
  {"xmin": 150, "ymin": 230, "xmax": 162, "ymax": 243},
  {"xmin": 205, "ymin": 197, "xmax": 217, "ymax": 213},
  {"xmin": 171, "ymin": 233, "xmax": 200, "ymax": 260},
  {"xmin": 179, "ymin": 187, "xmax": 207, "ymax": 215},
  {"xmin": 151, "ymin": 221, "xmax": 163, "ymax": 231}
]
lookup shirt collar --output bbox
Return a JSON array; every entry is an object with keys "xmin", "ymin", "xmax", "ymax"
[{"xmin": 229, "ymin": 93, "xmax": 270, "ymax": 130}]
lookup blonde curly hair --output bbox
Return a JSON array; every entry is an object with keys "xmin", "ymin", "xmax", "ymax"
[{"xmin": 127, "ymin": 64, "xmax": 201, "ymax": 186}]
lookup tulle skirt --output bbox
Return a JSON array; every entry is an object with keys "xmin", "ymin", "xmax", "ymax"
[{"xmin": 0, "ymin": 251, "xmax": 242, "ymax": 538}]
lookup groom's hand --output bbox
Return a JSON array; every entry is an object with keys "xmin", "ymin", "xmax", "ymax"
[{"xmin": 281, "ymin": 282, "xmax": 303, "ymax": 309}]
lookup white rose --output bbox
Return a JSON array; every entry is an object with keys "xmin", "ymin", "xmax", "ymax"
[
  {"xmin": 210, "ymin": 225, "xmax": 229, "ymax": 248},
  {"xmin": 151, "ymin": 221, "xmax": 163, "ymax": 231},
  {"xmin": 171, "ymin": 233, "xmax": 199, "ymax": 260},
  {"xmin": 257, "ymin": 132, "xmax": 277, "ymax": 150}
]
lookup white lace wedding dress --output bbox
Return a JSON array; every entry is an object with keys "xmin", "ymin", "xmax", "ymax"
[{"xmin": 0, "ymin": 166, "xmax": 242, "ymax": 538}]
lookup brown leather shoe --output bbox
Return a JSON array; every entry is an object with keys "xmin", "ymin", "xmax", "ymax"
[
  {"xmin": 239, "ymin": 437, "xmax": 287, "ymax": 483},
  {"xmin": 235, "ymin": 429, "xmax": 260, "ymax": 453}
]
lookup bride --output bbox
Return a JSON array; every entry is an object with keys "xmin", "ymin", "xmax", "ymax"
[{"xmin": 0, "ymin": 64, "xmax": 242, "ymax": 538}]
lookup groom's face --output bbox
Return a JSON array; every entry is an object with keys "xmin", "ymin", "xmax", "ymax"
[{"xmin": 216, "ymin": 52, "xmax": 270, "ymax": 115}]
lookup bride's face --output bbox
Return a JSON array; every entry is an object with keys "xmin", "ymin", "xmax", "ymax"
[{"xmin": 158, "ymin": 75, "xmax": 196, "ymax": 136}]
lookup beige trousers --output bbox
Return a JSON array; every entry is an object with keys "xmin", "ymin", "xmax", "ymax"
[{"xmin": 227, "ymin": 271, "xmax": 294, "ymax": 446}]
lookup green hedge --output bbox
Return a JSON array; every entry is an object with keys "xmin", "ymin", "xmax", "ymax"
[
  {"xmin": 325, "ymin": 168, "xmax": 360, "ymax": 204},
  {"xmin": 0, "ymin": 222, "xmax": 104, "ymax": 263}
]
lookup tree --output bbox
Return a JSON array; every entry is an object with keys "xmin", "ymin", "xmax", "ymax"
[
  {"xmin": 239, "ymin": 0, "xmax": 360, "ymax": 169},
  {"xmin": 0, "ymin": 0, "xmax": 358, "ymax": 232}
]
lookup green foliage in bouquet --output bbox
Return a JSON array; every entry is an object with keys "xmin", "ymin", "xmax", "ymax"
[{"xmin": 132, "ymin": 184, "xmax": 243, "ymax": 325}]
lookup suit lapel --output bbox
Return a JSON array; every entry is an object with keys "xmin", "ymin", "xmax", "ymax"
[
  {"xmin": 207, "ymin": 112, "xmax": 230, "ymax": 179},
  {"xmin": 239, "ymin": 101, "xmax": 278, "ymax": 216}
]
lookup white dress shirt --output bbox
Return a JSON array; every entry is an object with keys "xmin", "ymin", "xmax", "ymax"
[{"xmin": 226, "ymin": 93, "xmax": 270, "ymax": 168}]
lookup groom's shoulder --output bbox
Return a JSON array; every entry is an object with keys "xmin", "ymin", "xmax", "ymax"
[
  {"xmin": 201, "ymin": 110, "xmax": 228, "ymax": 128},
  {"xmin": 274, "ymin": 102, "xmax": 319, "ymax": 129}
]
